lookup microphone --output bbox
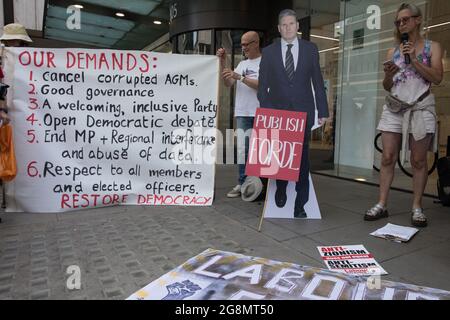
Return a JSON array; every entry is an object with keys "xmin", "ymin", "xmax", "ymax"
[{"xmin": 401, "ymin": 33, "xmax": 410, "ymax": 64}]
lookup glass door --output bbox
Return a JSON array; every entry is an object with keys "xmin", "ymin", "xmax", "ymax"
[
  {"xmin": 299, "ymin": 0, "xmax": 341, "ymax": 171},
  {"xmin": 326, "ymin": 0, "xmax": 450, "ymax": 196}
]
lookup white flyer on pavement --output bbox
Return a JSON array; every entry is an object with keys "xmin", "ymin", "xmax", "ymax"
[
  {"xmin": 317, "ymin": 245, "xmax": 388, "ymax": 276},
  {"xmin": 370, "ymin": 223, "xmax": 419, "ymax": 243}
]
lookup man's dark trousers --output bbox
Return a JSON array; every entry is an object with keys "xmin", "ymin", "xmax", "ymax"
[{"xmin": 275, "ymin": 130, "xmax": 311, "ymax": 211}]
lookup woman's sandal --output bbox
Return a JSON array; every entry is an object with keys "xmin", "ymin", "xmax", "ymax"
[
  {"xmin": 364, "ymin": 203, "xmax": 389, "ymax": 221},
  {"xmin": 411, "ymin": 208, "xmax": 427, "ymax": 227}
]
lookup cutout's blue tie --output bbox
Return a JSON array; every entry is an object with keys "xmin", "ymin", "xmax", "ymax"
[{"xmin": 285, "ymin": 44, "xmax": 295, "ymax": 81}]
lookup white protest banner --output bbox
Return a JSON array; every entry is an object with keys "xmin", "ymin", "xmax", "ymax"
[
  {"xmin": 3, "ymin": 48, "xmax": 219, "ymax": 212},
  {"xmin": 127, "ymin": 249, "xmax": 450, "ymax": 300},
  {"xmin": 245, "ymin": 108, "xmax": 307, "ymax": 181},
  {"xmin": 317, "ymin": 245, "xmax": 388, "ymax": 276}
]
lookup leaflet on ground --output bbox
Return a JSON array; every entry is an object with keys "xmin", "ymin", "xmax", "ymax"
[{"xmin": 370, "ymin": 223, "xmax": 419, "ymax": 243}]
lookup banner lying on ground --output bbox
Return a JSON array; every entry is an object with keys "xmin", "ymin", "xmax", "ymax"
[
  {"xmin": 127, "ymin": 249, "xmax": 450, "ymax": 300},
  {"xmin": 3, "ymin": 48, "xmax": 219, "ymax": 212},
  {"xmin": 318, "ymin": 245, "xmax": 388, "ymax": 276}
]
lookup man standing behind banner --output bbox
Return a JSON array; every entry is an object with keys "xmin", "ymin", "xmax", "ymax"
[
  {"xmin": 217, "ymin": 31, "xmax": 261, "ymax": 199},
  {"xmin": 257, "ymin": 9, "xmax": 329, "ymax": 218}
]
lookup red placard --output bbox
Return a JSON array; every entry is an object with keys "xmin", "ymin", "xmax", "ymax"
[{"xmin": 245, "ymin": 108, "xmax": 307, "ymax": 181}]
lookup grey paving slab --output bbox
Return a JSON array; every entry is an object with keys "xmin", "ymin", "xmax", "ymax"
[
  {"xmin": 279, "ymin": 236, "xmax": 327, "ymax": 264},
  {"xmin": 0, "ymin": 213, "xmax": 58, "ymax": 226},
  {"xmin": 380, "ymin": 241, "xmax": 450, "ymax": 291},
  {"xmin": 263, "ymin": 203, "xmax": 363, "ymax": 236},
  {"xmin": 387, "ymin": 209, "xmax": 450, "ymax": 241},
  {"xmin": 314, "ymin": 180, "xmax": 378, "ymax": 202},
  {"xmin": 238, "ymin": 216, "xmax": 301, "ymax": 242},
  {"xmin": 386, "ymin": 190, "xmax": 439, "ymax": 209},
  {"xmin": 213, "ymin": 196, "xmax": 265, "ymax": 216},
  {"xmin": 330, "ymin": 192, "xmax": 440, "ymax": 216},
  {"xmin": 314, "ymin": 175, "xmax": 439, "ymax": 208},
  {"xmin": 55, "ymin": 209, "xmax": 122, "ymax": 221},
  {"xmin": 185, "ymin": 212, "xmax": 321, "ymax": 268},
  {"xmin": 211, "ymin": 202, "xmax": 258, "ymax": 220},
  {"xmin": 316, "ymin": 180, "xmax": 377, "ymax": 194}
]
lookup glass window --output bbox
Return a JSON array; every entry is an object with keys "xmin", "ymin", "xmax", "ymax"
[
  {"xmin": 177, "ymin": 30, "xmax": 213, "ymax": 55},
  {"xmin": 312, "ymin": 0, "xmax": 450, "ymax": 197},
  {"xmin": 306, "ymin": 0, "xmax": 341, "ymax": 171}
]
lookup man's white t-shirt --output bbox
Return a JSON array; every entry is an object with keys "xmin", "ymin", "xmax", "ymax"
[{"xmin": 234, "ymin": 57, "xmax": 261, "ymax": 117}]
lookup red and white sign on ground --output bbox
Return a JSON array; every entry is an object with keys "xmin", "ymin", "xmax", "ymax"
[
  {"xmin": 246, "ymin": 108, "xmax": 307, "ymax": 181},
  {"xmin": 317, "ymin": 245, "xmax": 388, "ymax": 276}
]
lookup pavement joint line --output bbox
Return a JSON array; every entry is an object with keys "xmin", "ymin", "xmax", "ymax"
[
  {"xmin": 280, "ymin": 238, "xmax": 327, "ymax": 265},
  {"xmin": 326, "ymin": 200, "xmax": 417, "ymax": 217},
  {"xmin": 290, "ymin": 220, "xmax": 367, "ymax": 237},
  {"xmin": 378, "ymin": 239, "xmax": 450, "ymax": 264},
  {"xmin": 209, "ymin": 205, "xmax": 327, "ymax": 255},
  {"xmin": 280, "ymin": 235, "xmax": 307, "ymax": 243}
]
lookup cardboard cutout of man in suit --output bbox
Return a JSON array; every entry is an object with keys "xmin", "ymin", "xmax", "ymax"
[{"xmin": 257, "ymin": 9, "xmax": 329, "ymax": 218}]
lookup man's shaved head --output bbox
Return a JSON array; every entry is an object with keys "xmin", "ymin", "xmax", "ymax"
[{"xmin": 241, "ymin": 31, "xmax": 261, "ymax": 59}]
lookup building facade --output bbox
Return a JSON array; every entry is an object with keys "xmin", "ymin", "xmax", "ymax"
[
  {"xmin": 166, "ymin": 0, "xmax": 450, "ymax": 196},
  {"xmin": 2, "ymin": 0, "xmax": 449, "ymax": 196}
]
